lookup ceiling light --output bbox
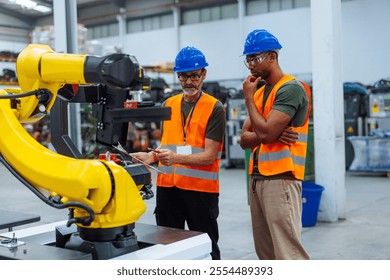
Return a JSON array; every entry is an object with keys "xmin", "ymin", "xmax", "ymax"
[
  {"xmin": 8, "ymin": 0, "xmax": 51, "ymax": 13},
  {"xmin": 8, "ymin": 0, "xmax": 37, "ymax": 9},
  {"xmin": 33, "ymin": 5, "xmax": 52, "ymax": 13}
]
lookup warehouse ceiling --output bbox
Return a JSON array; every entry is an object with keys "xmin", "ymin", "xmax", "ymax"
[
  {"xmin": 0, "ymin": 0, "xmax": 234, "ymax": 32},
  {"xmin": 0, "ymin": 1, "xmax": 122, "ymax": 25},
  {"xmin": 0, "ymin": 0, "xmax": 230, "ymax": 24},
  {"xmin": 0, "ymin": 0, "xmax": 52, "ymax": 18}
]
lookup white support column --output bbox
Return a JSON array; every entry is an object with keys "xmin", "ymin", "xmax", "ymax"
[
  {"xmin": 53, "ymin": 0, "xmax": 78, "ymax": 53},
  {"xmin": 52, "ymin": 0, "xmax": 82, "ymax": 156},
  {"xmin": 311, "ymin": 0, "xmax": 346, "ymax": 222},
  {"xmin": 117, "ymin": 8, "xmax": 127, "ymax": 51},
  {"xmin": 237, "ymin": 0, "xmax": 246, "ymax": 78},
  {"xmin": 172, "ymin": 2, "xmax": 180, "ymax": 85},
  {"xmin": 172, "ymin": 2, "xmax": 180, "ymax": 54},
  {"xmin": 53, "ymin": 1, "xmax": 67, "ymax": 53}
]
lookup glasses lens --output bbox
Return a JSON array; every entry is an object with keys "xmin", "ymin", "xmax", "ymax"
[
  {"xmin": 257, "ymin": 53, "xmax": 266, "ymax": 63},
  {"xmin": 244, "ymin": 53, "xmax": 268, "ymax": 68},
  {"xmin": 178, "ymin": 74, "xmax": 187, "ymax": 81},
  {"xmin": 178, "ymin": 70, "xmax": 203, "ymax": 81},
  {"xmin": 244, "ymin": 59, "xmax": 251, "ymax": 68},
  {"xmin": 190, "ymin": 74, "xmax": 201, "ymax": 81}
]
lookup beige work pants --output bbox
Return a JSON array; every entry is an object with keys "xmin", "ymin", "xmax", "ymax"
[{"xmin": 249, "ymin": 178, "xmax": 310, "ymax": 260}]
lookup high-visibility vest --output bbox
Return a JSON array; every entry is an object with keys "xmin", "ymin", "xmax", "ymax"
[
  {"xmin": 156, "ymin": 93, "xmax": 223, "ymax": 193},
  {"xmin": 248, "ymin": 74, "xmax": 311, "ymax": 180}
]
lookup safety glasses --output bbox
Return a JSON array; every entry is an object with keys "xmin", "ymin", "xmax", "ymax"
[
  {"xmin": 177, "ymin": 69, "xmax": 204, "ymax": 82},
  {"xmin": 244, "ymin": 52, "xmax": 269, "ymax": 68}
]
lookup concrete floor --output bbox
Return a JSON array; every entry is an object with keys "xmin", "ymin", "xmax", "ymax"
[{"xmin": 1, "ymin": 162, "xmax": 390, "ymax": 260}]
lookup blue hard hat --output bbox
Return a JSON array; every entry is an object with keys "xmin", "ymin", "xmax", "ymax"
[
  {"xmin": 242, "ymin": 29, "xmax": 282, "ymax": 56},
  {"xmin": 174, "ymin": 46, "xmax": 209, "ymax": 72}
]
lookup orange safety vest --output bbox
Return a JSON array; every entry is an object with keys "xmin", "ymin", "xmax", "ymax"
[
  {"xmin": 248, "ymin": 74, "xmax": 311, "ymax": 180},
  {"xmin": 156, "ymin": 93, "xmax": 223, "ymax": 193}
]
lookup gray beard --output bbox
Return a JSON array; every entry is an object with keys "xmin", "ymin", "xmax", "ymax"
[{"xmin": 183, "ymin": 87, "xmax": 197, "ymax": 95}]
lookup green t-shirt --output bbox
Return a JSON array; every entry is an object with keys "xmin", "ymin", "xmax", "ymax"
[{"xmin": 263, "ymin": 80, "xmax": 309, "ymax": 127}]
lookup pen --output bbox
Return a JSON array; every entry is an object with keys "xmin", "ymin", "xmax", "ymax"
[{"xmin": 147, "ymin": 147, "xmax": 160, "ymax": 153}]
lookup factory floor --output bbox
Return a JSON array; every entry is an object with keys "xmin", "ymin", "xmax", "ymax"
[{"xmin": 1, "ymin": 162, "xmax": 390, "ymax": 260}]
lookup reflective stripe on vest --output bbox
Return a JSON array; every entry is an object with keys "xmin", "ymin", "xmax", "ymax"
[
  {"xmin": 159, "ymin": 165, "xmax": 219, "ymax": 181},
  {"xmin": 259, "ymin": 133, "xmax": 308, "ymax": 165}
]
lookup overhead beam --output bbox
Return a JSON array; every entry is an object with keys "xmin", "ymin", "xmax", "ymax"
[
  {"xmin": 0, "ymin": 7, "xmax": 35, "ymax": 26},
  {"xmin": 38, "ymin": 0, "xmax": 53, "ymax": 6},
  {"xmin": 108, "ymin": 0, "xmax": 126, "ymax": 9}
]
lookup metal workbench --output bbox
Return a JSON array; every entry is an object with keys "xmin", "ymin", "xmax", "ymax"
[{"xmin": 0, "ymin": 221, "xmax": 211, "ymax": 260}]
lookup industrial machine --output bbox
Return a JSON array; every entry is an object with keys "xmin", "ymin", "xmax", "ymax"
[
  {"xmin": 343, "ymin": 82, "xmax": 368, "ymax": 169},
  {"xmin": 366, "ymin": 86, "xmax": 390, "ymax": 135},
  {"xmin": 224, "ymin": 96, "xmax": 247, "ymax": 168},
  {"xmin": 348, "ymin": 80, "xmax": 390, "ymax": 172},
  {"xmin": 0, "ymin": 44, "xmax": 204, "ymax": 260}
]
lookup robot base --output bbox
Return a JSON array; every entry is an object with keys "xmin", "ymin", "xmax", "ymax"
[{"xmin": 56, "ymin": 224, "xmax": 139, "ymax": 260}]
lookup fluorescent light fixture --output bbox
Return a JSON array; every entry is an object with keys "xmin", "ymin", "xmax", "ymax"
[
  {"xmin": 9, "ymin": 0, "xmax": 37, "ymax": 9},
  {"xmin": 33, "ymin": 5, "xmax": 52, "ymax": 13},
  {"xmin": 8, "ymin": 0, "xmax": 52, "ymax": 13}
]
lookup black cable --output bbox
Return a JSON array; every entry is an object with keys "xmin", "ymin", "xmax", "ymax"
[
  {"xmin": 0, "ymin": 153, "xmax": 95, "ymax": 226},
  {"xmin": 0, "ymin": 90, "xmax": 37, "ymax": 99}
]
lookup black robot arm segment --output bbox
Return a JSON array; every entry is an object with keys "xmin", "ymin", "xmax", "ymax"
[
  {"xmin": 84, "ymin": 54, "xmax": 141, "ymax": 89},
  {"xmin": 14, "ymin": 45, "xmax": 146, "ymax": 122}
]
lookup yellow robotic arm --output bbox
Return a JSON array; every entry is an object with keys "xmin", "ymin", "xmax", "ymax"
[
  {"xmin": 0, "ymin": 44, "xmax": 152, "ymax": 258},
  {"xmin": 15, "ymin": 44, "xmax": 141, "ymax": 122}
]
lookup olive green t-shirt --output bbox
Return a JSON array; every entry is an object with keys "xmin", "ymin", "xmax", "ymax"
[{"xmin": 263, "ymin": 80, "xmax": 309, "ymax": 127}]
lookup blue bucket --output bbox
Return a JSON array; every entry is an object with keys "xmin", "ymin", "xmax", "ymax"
[{"xmin": 302, "ymin": 182, "xmax": 324, "ymax": 227}]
